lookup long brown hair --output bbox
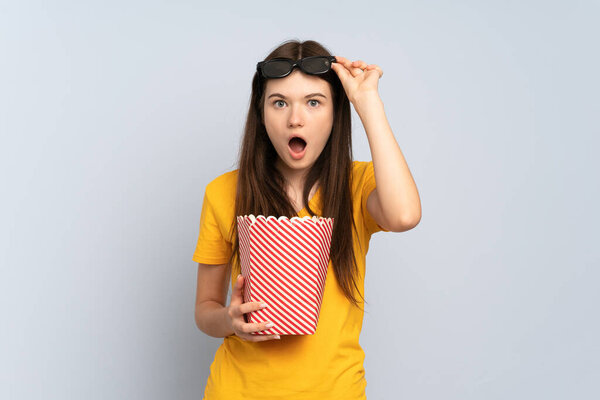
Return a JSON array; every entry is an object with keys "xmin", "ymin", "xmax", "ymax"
[{"xmin": 226, "ymin": 39, "xmax": 367, "ymax": 311}]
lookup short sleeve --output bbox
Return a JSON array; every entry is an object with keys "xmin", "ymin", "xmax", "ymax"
[
  {"xmin": 361, "ymin": 161, "xmax": 391, "ymax": 235},
  {"xmin": 192, "ymin": 185, "xmax": 233, "ymax": 265}
]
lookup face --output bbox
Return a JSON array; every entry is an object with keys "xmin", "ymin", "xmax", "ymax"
[{"xmin": 263, "ymin": 69, "xmax": 334, "ymax": 183}]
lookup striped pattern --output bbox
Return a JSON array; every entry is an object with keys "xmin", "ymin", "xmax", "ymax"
[{"xmin": 237, "ymin": 214, "xmax": 334, "ymax": 335}]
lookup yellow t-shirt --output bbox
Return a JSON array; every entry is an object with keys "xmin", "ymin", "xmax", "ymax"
[{"xmin": 193, "ymin": 160, "xmax": 389, "ymax": 400}]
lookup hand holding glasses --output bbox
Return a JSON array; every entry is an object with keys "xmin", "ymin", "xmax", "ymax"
[{"xmin": 255, "ymin": 55, "xmax": 380, "ymax": 105}]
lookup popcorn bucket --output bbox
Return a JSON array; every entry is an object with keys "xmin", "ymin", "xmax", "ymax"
[{"xmin": 236, "ymin": 214, "xmax": 334, "ymax": 335}]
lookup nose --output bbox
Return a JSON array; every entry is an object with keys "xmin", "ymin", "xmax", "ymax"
[{"xmin": 287, "ymin": 104, "xmax": 305, "ymax": 128}]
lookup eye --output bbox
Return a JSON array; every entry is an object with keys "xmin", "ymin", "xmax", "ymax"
[
  {"xmin": 273, "ymin": 99, "xmax": 285, "ymax": 108},
  {"xmin": 308, "ymin": 99, "xmax": 320, "ymax": 107}
]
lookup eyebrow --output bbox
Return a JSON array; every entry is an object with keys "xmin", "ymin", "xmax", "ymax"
[{"xmin": 267, "ymin": 92, "xmax": 327, "ymax": 100}]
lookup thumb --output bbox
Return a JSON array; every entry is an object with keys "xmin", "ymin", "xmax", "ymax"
[
  {"xmin": 331, "ymin": 62, "xmax": 352, "ymax": 85},
  {"xmin": 231, "ymin": 274, "xmax": 244, "ymax": 304}
]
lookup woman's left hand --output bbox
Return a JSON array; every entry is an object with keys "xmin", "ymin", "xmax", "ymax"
[{"xmin": 330, "ymin": 55, "xmax": 383, "ymax": 105}]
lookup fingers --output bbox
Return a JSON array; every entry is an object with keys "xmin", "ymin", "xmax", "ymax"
[
  {"xmin": 239, "ymin": 300, "xmax": 268, "ymax": 316},
  {"xmin": 228, "ymin": 277, "xmax": 279, "ymax": 341},
  {"xmin": 240, "ymin": 320, "xmax": 275, "ymax": 334},
  {"xmin": 230, "ymin": 299, "xmax": 267, "ymax": 322},
  {"xmin": 230, "ymin": 274, "xmax": 243, "ymax": 307},
  {"xmin": 232, "ymin": 312, "xmax": 281, "ymax": 341},
  {"xmin": 241, "ymin": 333, "xmax": 281, "ymax": 342},
  {"xmin": 331, "ymin": 57, "xmax": 352, "ymax": 82},
  {"xmin": 335, "ymin": 55, "xmax": 352, "ymax": 66},
  {"xmin": 232, "ymin": 274, "xmax": 243, "ymax": 293},
  {"xmin": 334, "ymin": 55, "xmax": 357, "ymax": 74},
  {"xmin": 238, "ymin": 320, "xmax": 280, "ymax": 341},
  {"xmin": 335, "ymin": 56, "xmax": 363, "ymax": 72},
  {"xmin": 336, "ymin": 55, "xmax": 368, "ymax": 69},
  {"xmin": 352, "ymin": 59, "xmax": 368, "ymax": 70},
  {"xmin": 367, "ymin": 64, "xmax": 384, "ymax": 78},
  {"xmin": 334, "ymin": 56, "xmax": 383, "ymax": 78}
]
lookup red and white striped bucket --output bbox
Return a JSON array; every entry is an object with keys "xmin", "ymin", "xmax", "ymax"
[{"xmin": 236, "ymin": 214, "xmax": 334, "ymax": 335}]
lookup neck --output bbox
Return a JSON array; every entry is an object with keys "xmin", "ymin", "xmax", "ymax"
[{"xmin": 275, "ymin": 157, "xmax": 310, "ymax": 189}]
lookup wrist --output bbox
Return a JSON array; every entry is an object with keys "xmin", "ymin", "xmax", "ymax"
[{"xmin": 352, "ymin": 91, "xmax": 383, "ymax": 113}]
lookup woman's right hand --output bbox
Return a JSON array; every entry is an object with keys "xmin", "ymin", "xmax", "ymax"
[{"xmin": 227, "ymin": 274, "xmax": 281, "ymax": 341}]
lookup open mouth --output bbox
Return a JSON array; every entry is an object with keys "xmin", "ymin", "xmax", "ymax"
[{"xmin": 288, "ymin": 136, "xmax": 307, "ymax": 154}]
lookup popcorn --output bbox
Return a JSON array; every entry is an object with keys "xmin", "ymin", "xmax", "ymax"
[{"xmin": 236, "ymin": 214, "xmax": 334, "ymax": 335}]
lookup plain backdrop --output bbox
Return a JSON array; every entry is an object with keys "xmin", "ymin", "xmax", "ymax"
[{"xmin": 1, "ymin": 1, "xmax": 599, "ymax": 399}]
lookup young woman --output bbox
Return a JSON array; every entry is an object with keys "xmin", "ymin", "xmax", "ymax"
[{"xmin": 193, "ymin": 39, "xmax": 421, "ymax": 399}]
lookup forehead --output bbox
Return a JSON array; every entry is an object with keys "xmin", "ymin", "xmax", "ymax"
[{"xmin": 264, "ymin": 69, "xmax": 331, "ymax": 97}]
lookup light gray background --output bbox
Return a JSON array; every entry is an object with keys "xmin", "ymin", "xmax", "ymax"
[{"xmin": 1, "ymin": 1, "xmax": 598, "ymax": 399}]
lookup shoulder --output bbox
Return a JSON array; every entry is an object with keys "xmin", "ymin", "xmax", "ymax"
[
  {"xmin": 351, "ymin": 160, "xmax": 374, "ymax": 188},
  {"xmin": 207, "ymin": 168, "xmax": 238, "ymax": 188},
  {"xmin": 352, "ymin": 160, "xmax": 371, "ymax": 174},
  {"xmin": 205, "ymin": 168, "xmax": 239, "ymax": 203}
]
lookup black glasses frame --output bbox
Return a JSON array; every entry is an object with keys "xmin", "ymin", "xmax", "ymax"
[{"xmin": 256, "ymin": 56, "xmax": 337, "ymax": 79}]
